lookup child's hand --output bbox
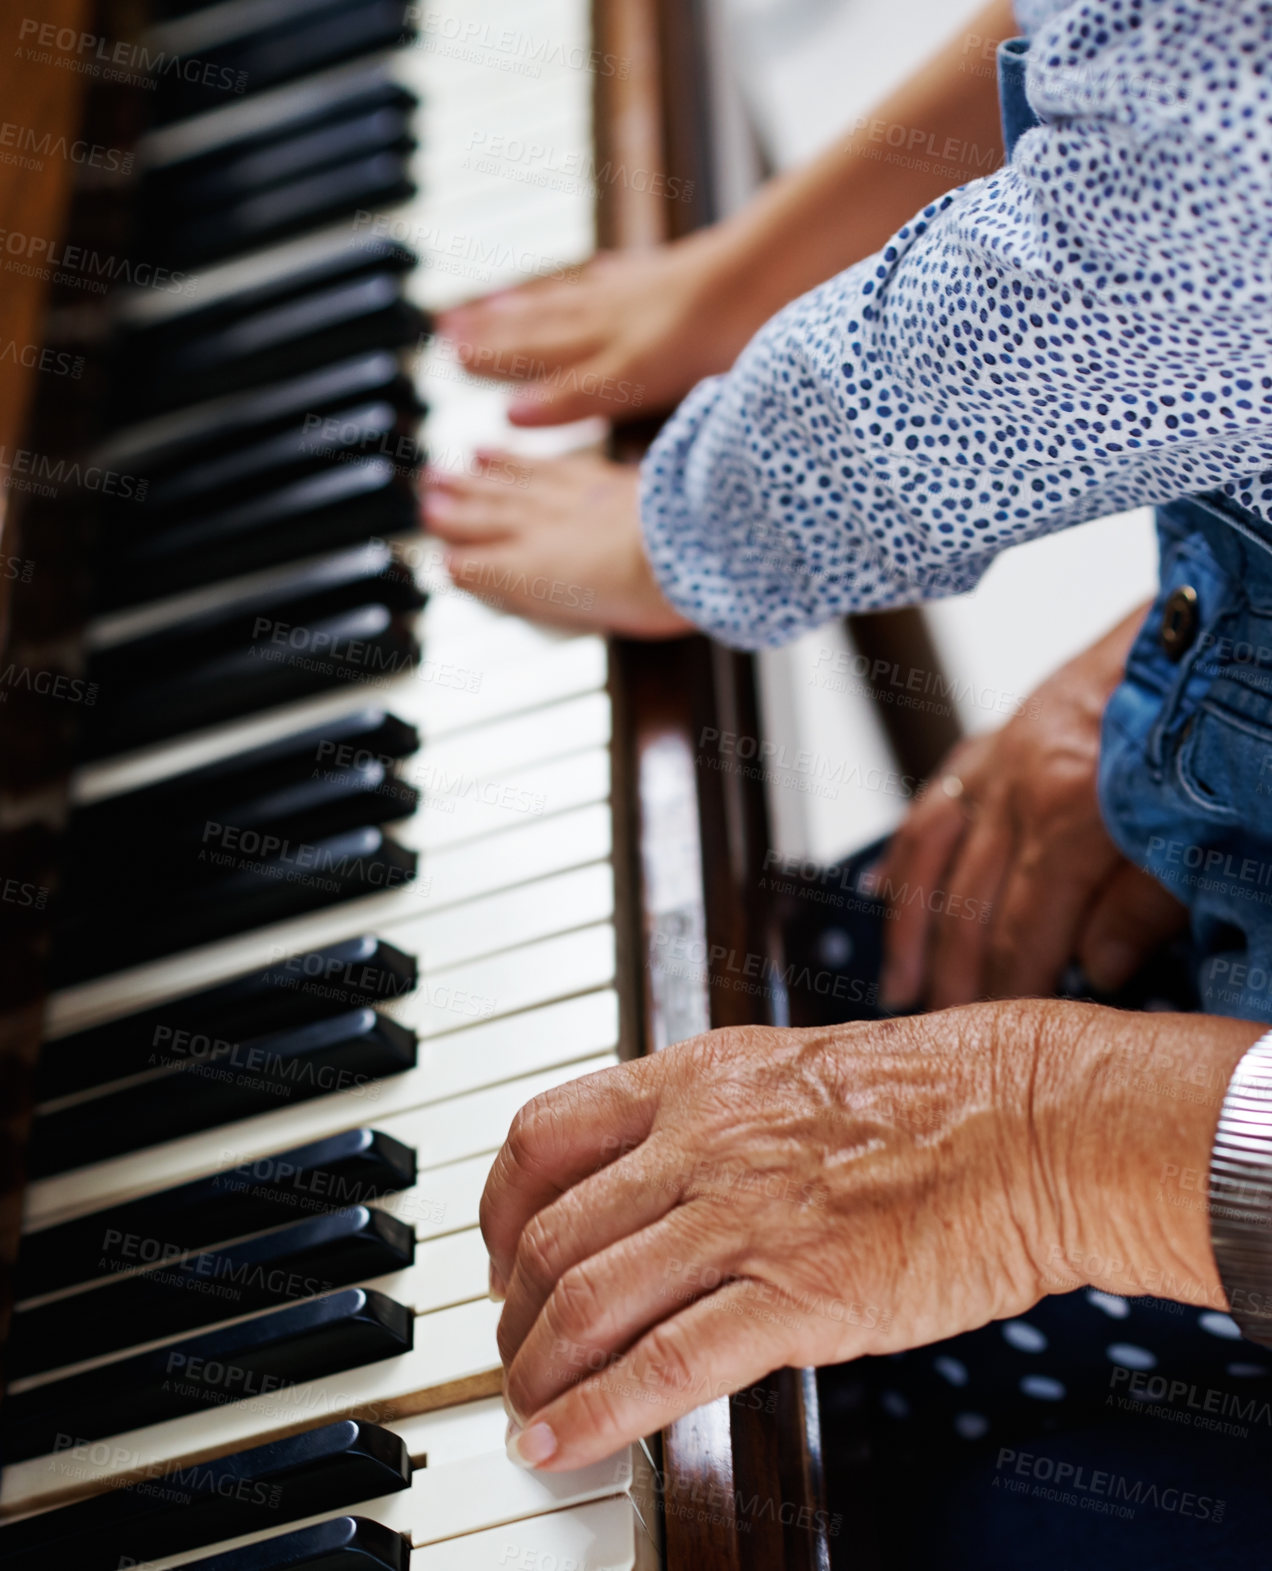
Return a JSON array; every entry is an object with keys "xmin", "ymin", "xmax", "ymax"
[
  {"xmin": 434, "ymin": 237, "xmax": 771, "ymax": 427},
  {"xmin": 422, "ymin": 450, "xmax": 692, "ymax": 639}
]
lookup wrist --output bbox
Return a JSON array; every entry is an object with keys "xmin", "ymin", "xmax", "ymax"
[
  {"xmin": 1032, "ymin": 1003, "xmax": 1261, "ymax": 1308},
  {"xmin": 670, "ymin": 217, "xmax": 820, "ymax": 349}
]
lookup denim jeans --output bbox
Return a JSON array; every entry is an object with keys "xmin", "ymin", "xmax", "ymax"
[{"xmin": 1101, "ymin": 495, "xmax": 1272, "ymax": 1024}]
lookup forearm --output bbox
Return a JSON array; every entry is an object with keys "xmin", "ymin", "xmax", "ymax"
[
  {"xmin": 1028, "ymin": 1001, "xmax": 1263, "ymax": 1310},
  {"xmin": 693, "ymin": 0, "xmax": 1015, "ymax": 316}
]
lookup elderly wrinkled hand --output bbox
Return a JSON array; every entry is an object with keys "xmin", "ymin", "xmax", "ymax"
[
  {"xmin": 877, "ymin": 603, "xmax": 1186, "ymax": 1012},
  {"xmin": 480, "ymin": 1002, "xmax": 1248, "ymax": 1472}
]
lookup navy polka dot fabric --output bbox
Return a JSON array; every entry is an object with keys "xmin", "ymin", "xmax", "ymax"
[{"xmin": 641, "ymin": 0, "xmax": 1272, "ymax": 649}]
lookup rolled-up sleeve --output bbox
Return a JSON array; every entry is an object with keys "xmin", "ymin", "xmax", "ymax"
[{"xmin": 640, "ymin": 0, "xmax": 1272, "ymax": 649}]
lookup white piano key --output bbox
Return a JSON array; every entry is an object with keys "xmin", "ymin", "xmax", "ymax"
[
  {"xmin": 412, "ymin": 747, "xmax": 610, "ymax": 851},
  {"xmin": 0, "ymin": 1298, "xmax": 506, "ymax": 1516},
  {"xmin": 380, "ymin": 858, "xmax": 614, "ymax": 974},
  {"xmin": 397, "ymin": 923, "xmax": 615, "ymax": 1038},
  {"xmin": 76, "ymin": 616, "xmax": 607, "ymax": 801},
  {"xmin": 377, "ymin": 1047, "xmax": 615, "ymax": 1170},
  {"xmin": 419, "ymin": 800, "xmax": 611, "ymax": 907},
  {"xmin": 411, "ymin": 1497, "xmax": 638, "ymax": 1571},
  {"xmin": 38, "ymin": 857, "xmax": 612, "ymax": 1066},
  {"xmin": 410, "ymin": 688, "xmax": 611, "ymax": 793},
  {"xmin": 394, "ymin": 1392, "xmax": 510, "ymax": 1459},
  {"xmin": 408, "ymin": 1447, "xmax": 633, "ymax": 1547},
  {"xmin": 73, "ymin": 686, "xmax": 607, "ymax": 847},
  {"xmin": 362, "ymin": 1225, "xmax": 490, "ymax": 1315},
  {"xmin": 25, "ymin": 1044, "xmax": 619, "ymax": 1228},
  {"xmin": 410, "ymin": 636, "xmax": 608, "ymax": 739},
  {"xmin": 378, "ymin": 1149, "xmax": 492, "ymax": 1243}
]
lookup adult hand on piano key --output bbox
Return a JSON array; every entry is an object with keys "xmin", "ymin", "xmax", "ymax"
[
  {"xmin": 480, "ymin": 1003, "xmax": 1259, "ymax": 1472},
  {"xmin": 422, "ymin": 451, "xmax": 691, "ymax": 639}
]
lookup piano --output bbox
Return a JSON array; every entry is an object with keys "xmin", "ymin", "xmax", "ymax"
[{"xmin": 0, "ymin": 0, "xmax": 839, "ymax": 1566}]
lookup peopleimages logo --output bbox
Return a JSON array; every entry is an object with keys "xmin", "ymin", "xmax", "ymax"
[
  {"xmin": 994, "ymin": 1448, "xmax": 1224, "ymax": 1523},
  {"xmin": 17, "ymin": 19, "xmax": 247, "ymax": 97}
]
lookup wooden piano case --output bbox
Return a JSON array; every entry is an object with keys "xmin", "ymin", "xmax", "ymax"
[{"xmin": 596, "ymin": 2, "xmax": 833, "ymax": 1566}]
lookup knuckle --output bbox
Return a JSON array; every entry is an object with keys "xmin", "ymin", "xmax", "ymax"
[
  {"xmin": 504, "ymin": 1094, "xmax": 551, "ymax": 1169},
  {"xmin": 547, "ymin": 1260, "xmax": 608, "ymax": 1345},
  {"xmin": 641, "ymin": 1318, "xmax": 699, "ymax": 1404},
  {"xmin": 516, "ymin": 1212, "xmax": 564, "ymax": 1295},
  {"xmin": 570, "ymin": 1363, "xmax": 630, "ymax": 1442}
]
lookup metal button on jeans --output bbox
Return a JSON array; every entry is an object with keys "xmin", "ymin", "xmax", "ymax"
[{"xmin": 1160, "ymin": 585, "xmax": 1199, "ymax": 660}]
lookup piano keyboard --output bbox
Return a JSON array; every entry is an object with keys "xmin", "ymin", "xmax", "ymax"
[{"xmin": 1, "ymin": 1, "xmax": 655, "ymax": 1566}]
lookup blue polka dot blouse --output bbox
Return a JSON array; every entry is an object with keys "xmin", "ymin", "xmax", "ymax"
[{"xmin": 640, "ymin": 0, "xmax": 1272, "ymax": 649}]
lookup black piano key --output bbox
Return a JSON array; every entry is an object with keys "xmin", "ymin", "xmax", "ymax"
[
  {"xmin": 87, "ymin": 540, "xmax": 422, "ymax": 682},
  {"xmin": 150, "ymin": 0, "xmax": 335, "ymax": 20},
  {"xmin": 122, "ymin": 260, "xmax": 424, "ymax": 418},
  {"xmin": 11, "ymin": 1206, "xmax": 415, "ymax": 1375},
  {"xmin": 65, "ymin": 709, "xmax": 420, "ymax": 896},
  {"xmin": 165, "ymin": 147, "xmax": 418, "ymax": 272},
  {"xmin": 180, "ymin": 1517, "xmax": 409, "ymax": 1571},
  {"xmin": 120, "ymin": 238, "xmax": 414, "ymax": 371},
  {"xmin": 36, "ymin": 934, "xmax": 417, "ymax": 1099},
  {"xmin": 79, "ymin": 545, "xmax": 425, "ymax": 758},
  {"xmin": 64, "ymin": 762, "xmax": 415, "ymax": 911},
  {"xmin": 154, "ymin": 2, "xmax": 417, "ymax": 125},
  {"xmin": 134, "ymin": 399, "xmax": 420, "ymax": 515},
  {"xmin": 125, "ymin": 238, "xmax": 415, "ymax": 355},
  {"xmin": 52, "ymin": 823, "xmax": 418, "ymax": 979},
  {"xmin": 0, "ymin": 1419, "xmax": 410, "ymax": 1571},
  {"xmin": 117, "ymin": 353, "xmax": 422, "ymax": 482},
  {"xmin": 28, "ymin": 1009, "xmax": 418, "ymax": 1172},
  {"xmin": 17, "ymin": 1129, "xmax": 416, "ymax": 1300},
  {"xmin": 104, "ymin": 457, "xmax": 420, "ymax": 607},
  {"xmin": 151, "ymin": 274, "xmax": 425, "ymax": 411},
  {"xmin": 68, "ymin": 704, "xmax": 419, "ymax": 834},
  {"xmin": 2, "ymin": 1289, "xmax": 414, "ymax": 1464},
  {"xmin": 65, "ymin": 752, "xmax": 418, "ymax": 913},
  {"xmin": 141, "ymin": 73, "xmax": 416, "ymax": 215}
]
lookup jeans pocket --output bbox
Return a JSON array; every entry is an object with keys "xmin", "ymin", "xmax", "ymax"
[{"xmin": 1175, "ymin": 683, "xmax": 1272, "ymax": 829}]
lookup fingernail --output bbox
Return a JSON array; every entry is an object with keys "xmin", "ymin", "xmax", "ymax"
[
  {"xmin": 488, "ymin": 1262, "xmax": 506, "ymax": 1303},
  {"xmin": 422, "ymin": 491, "xmax": 455, "ymax": 521},
  {"xmin": 1085, "ymin": 941, "xmax": 1138, "ymax": 993},
  {"xmin": 508, "ymin": 397, "xmax": 547, "ymax": 421},
  {"xmin": 507, "ymin": 1422, "xmax": 557, "ymax": 1470}
]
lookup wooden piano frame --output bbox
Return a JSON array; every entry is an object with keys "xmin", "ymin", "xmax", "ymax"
[{"xmin": 596, "ymin": 3, "xmax": 833, "ymax": 1566}]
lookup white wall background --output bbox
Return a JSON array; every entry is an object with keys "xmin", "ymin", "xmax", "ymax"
[{"xmin": 707, "ymin": 0, "xmax": 1159, "ymax": 861}]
